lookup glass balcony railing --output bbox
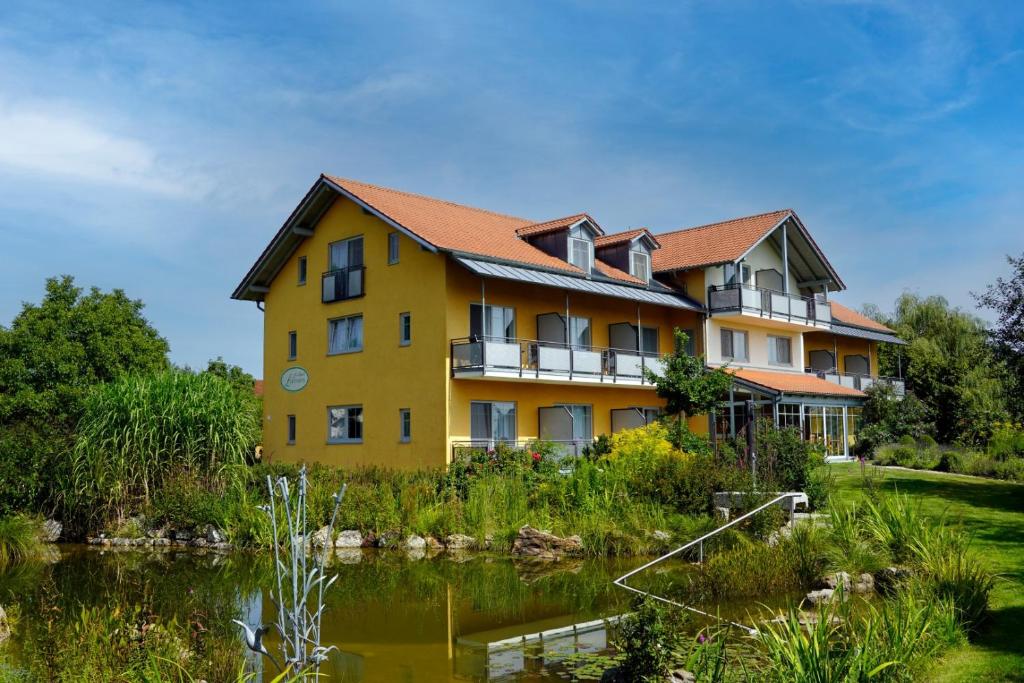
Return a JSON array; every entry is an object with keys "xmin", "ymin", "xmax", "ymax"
[
  {"xmin": 321, "ymin": 266, "xmax": 365, "ymax": 303},
  {"xmin": 450, "ymin": 337, "xmax": 666, "ymax": 385},
  {"xmin": 708, "ymin": 283, "xmax": 831, "ymax": 326},
  {"xmin": 805, "ymin": 368, "xmax": 905, "ymax": 396}
]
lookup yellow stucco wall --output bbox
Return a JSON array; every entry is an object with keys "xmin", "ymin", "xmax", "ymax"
[
  {"xmin": 443, "ymin": 262, "xmax": 707, "ymax": 441},
  {"xmin": 803, "ymin": 332, "xmax": 879, "ymax": 376},
  {"xmin": 262, "ymin": 197, "xmax": 450, "ymax": 469}
]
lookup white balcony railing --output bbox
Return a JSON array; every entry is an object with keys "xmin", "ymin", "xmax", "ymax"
[
  {"xmin": 708, "ymin": 284, "xmax": 831, "ymax": 327},
  {"xmin": 806, "ymin": 369, "xmax": 905, "ymax": 396},
  {"xmin": 450, "ymin": 337, "xmax": 667, "ymax": 386}
]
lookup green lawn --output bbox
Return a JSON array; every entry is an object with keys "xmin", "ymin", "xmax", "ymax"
[{"xmin": 831, "ymin": 462, "xmax": 1024, "ymax": 682}]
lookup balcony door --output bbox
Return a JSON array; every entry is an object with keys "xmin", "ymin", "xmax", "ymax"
[
  {"xmin": 470, "ymin": 401, "xmax": 516, "ymax": 444},
  {"xmin": 470, "ymin": 303, "xmax": 515, "ymax": 342},
  {"xmin": 539, "ymin": 404, "xmax": 592, "ymax": 454}
]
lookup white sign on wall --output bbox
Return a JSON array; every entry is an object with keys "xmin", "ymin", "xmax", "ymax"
[{"xmin": 280, "ymin": 367, "xmax": 309, "ymax": 392}]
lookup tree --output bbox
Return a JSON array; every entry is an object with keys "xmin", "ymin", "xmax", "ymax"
[
  {"xmin": 974, "ymin": 253, "xmax": 1024, "ymax": 421},
  {"xmin": 0, "ymin": 275, "xmax": 169, "ymax": 514},
  {"xmin": 860, "ymin": 293, "xmax": 1006, "ymax": 444},
  {"xmin": 202, "ymin": 356, "xmax": 257, "ymax": 398},
  {"xmin": 645, "ymin": 328, "xmax": 733, "ymax": 448}
]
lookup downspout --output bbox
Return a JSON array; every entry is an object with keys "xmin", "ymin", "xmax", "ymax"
[{"xmin": 781, "ymin": 222, "xmax": 789, "ymax": 295}]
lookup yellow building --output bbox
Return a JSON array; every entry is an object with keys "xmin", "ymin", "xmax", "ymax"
[{"xmin": 233, "ymin": 176, "xmax": 903, "ymax": 466}]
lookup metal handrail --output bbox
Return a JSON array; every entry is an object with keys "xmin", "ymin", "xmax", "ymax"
[
  {"xmin": 707, "ymin": 282, "xmax": 820, "ymax": 306},
  {"xmin": 449, "ymin": 336, "xmax": 662, "ymax": 357},
  {"xmin": 613, "ymin": 492, "xmax": 803, "ymax": 635}
]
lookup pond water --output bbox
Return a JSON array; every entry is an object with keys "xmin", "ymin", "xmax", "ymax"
[{"xmin": 0, "ymin": 546, "xmax": 799, "ymax": 681}]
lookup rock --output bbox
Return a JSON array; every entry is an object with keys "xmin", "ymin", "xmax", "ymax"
[
  {"xmin": 173, "ymin": 529, "xmax": 192, "ymax": 542},
  {"xmin": 376, "ymin": 531, "xmax": 401, "ymax": 549},
  {"xmin": 406, "ymin": 547, "xmax": 426, "ymax": 561},
  {"xmin": 205, "ymin": 525, "xmax": 228, "ymax": 545},
  {"xmin": 334, "ymin": 530, "xmax": 363, "ymax": 548},
  {"xmin": 652, "ymin": 530, "xmax": 671, "ymax": 542},
  {"xmin": 152, "ymin": 538, "xmax": 171, "ymax": 547},
  {"xmin": 852, "ymin": 572, "xmax": 874, "ymax": 594},
  {"xmin": 874, "ymin": 566, "xmax": 913, "ymax": 592},
  {"xmin": 309, "ymin": 526, "xmax": 332, "ymax": 549},
  {"xmin": 191, "ymin": 537, "xmax": 208, "ymax": 548},
  {"xmin": 425, "ymin": 536, "xmax": 445, "ymax": 551},
  {"xmin": 804, "ymin": 588, "xmax": 836, "ymax": 606},
  {"xmin": 41, "ymin": 519, "xmax": 62, "ymax": 543},
  {"xmin": 484, "ymin": 533, "xmax": 494, "ymax": 550},
  {"xmin": 669, "ymin": 669, "xmax": 696, "ymax": 683},
  {"xmin": 0, "ymin": 604, "xmax": 9, "ymax": 643},
  {"xmin": 511, "ymin": 526, "xmax": 583, "ymax": 559},
  {"xmin": 336, "ymin": 548, "xmax": 363, "ymax": 564},
  {"xmin": 814, "ymin": 571, "xmax": 851, "ymax": 592},
  {"xmin": 146, "ymin": 526, "xmax": 167, "ymax": 539},
  {"xmin": 445, "ymin": 534, "xmax": 476, "ymax": 550},
  {"xmin": 405, "ymin": 535, "xmax": 426, "ymax": 549}
]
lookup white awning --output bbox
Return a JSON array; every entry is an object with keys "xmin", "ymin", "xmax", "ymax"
[{"xmin": 454, "ymin": 256, "xmax": 703, "ymax": 311}]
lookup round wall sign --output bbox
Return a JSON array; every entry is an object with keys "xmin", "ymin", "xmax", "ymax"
[{"xmin": 280, "ymin": 367, "xmax": 309, "ymax": 392}]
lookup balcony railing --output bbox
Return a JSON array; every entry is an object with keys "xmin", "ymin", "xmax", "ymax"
[
  {"xmin": 451, "ymin": 439, "xmax": 591, "ymax": 460},
  {"xmin": 450, "ymin": 337, "xmax": 665, "ymax": 385},
  {"xmin": 806, "ymin": 369, "xmax": 905, "ymax": 396},
  {"xmin": 708, "ymin": 284, "xmax": 831, "ymax": 327},
  {"xmin": 321, "ymin": 265, "xmax": 365, "ymax": 303}
]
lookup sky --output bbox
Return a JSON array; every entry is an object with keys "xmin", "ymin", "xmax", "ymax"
[{"xmin": 0, "ymin": 0, "xmax": 1022, "ymax": 376}]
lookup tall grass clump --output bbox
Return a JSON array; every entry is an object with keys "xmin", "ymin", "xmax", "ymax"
[
  {"xmin": 910, "ymin": 526, "xmax": 995, "ymax": 633},
  {"xmin": 62, "ymin": 370, "xmax": 261, "ymax": 529},
  {"xmin": 0, "ymin": 514, "xmax": 44, "ymax": 567},
  {"xmin": 863, "ymin": 491, "xmax": 921, "ymax": 564}
]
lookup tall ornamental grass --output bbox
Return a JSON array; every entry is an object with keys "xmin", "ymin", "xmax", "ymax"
[
  {"xmin": 63, "ymin": 370, "xmax": 261, "ymax": 528},
  {"xmin": 0, "ymin": 514, "xmax": 44, "ymax": 568}
]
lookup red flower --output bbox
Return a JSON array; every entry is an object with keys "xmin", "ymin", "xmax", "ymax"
[{"xmin": 532, "ymin": 452, "xmax": 541, "ymax": 462}]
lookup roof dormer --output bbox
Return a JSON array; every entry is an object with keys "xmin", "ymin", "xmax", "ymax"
[
  {"xmin": 516, "ymin": 214, "xmax": 603, "ymax": 275},
  {"xmin": 594, "ymin": 229, "xmax": 661, "ymax": 284}
]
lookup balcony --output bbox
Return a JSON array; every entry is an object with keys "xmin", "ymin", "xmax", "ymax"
[
  {"xmin": 708, "ymin": 284, "xmax": 832, "ymax": 329},
  {"xmin": 451, "ymin": 439, "xmax": 590, "ymax": 460},
  {"xmin": 450, "ymin": 337, "xmax": 665, "ymax": 387},
  {"xmin": 806, "ymin": 369, "xmax": 905, "ymax": 396},
  {"xmin": 321, "ymin": 266, "xmax": 365, "ymax": 303}
]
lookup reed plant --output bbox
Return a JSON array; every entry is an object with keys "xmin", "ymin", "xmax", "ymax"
[
  {"xmin": 909, "ymin": 526, "xmax": 995, "ymax": 633},
  {"xmin": 862, "ymin": 491, "xmax": 921, "ymax": 564},
  {"xmin": 0, "ymin": 514, "xmax": 44, "ymax": 568}
]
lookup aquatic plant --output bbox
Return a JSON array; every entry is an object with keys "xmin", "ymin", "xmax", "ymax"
[{"xmin": 0, "ymin": 514, "xmax": 44, "ymax": 568}]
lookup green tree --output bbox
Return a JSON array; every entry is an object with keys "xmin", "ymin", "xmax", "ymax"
[
  {"xmin": 861, "ymin": 294, "xmax": 1006, "ymax": 444},
  {"xmin": 645, "ymin": 328, "xmax": 732, "ymax": 448},
  {"xmin": 0, "ymin": 276, "xmax": 169, "ymax": 514},
  {"xmin": 202, "ymin": 356, "xmax": 257, "ymax": 398},
  {"xmin": 974, "ymin": 253, "xmax": 1024, "ymax": 421}
]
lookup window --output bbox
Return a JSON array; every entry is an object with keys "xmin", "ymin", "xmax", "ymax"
[
  {"xmin": 470, "ymin": 401, "xmax": 516, "ymax": 444},
  {"xmin": 720, "ymin": 328, "xmax": 748, "ymax": 361},
  {"xmin": 568, "ymin": 237, "xmax": 593, "ymax": 273},
  {"xmin": 388, "ymin": 232, "xmax": 400, "ymax": 265},
  {"xmin": 287, "ymin": 415, "xmax": 296, "ymax": 445},
  {"xmin": 298, "ymin": 256, "xmax": 307, "ymax": 285},
  {"xmin": 328, "ymin": 315, "xmax": 363, "ymax": 355},
  {"xmin": 778, "ymin": 403, "xmax": 801, "ymax": 430},
  {"xmin": 639, "ymin": 326, "xmax": 659, "ymax": 354},
  {"xmin": 808, "ymin": 350, "xmax": 836, "ymax": 372},
  {"xmin": 768, "ymin": 335, "xmax": 792, "ymax": 366},
  {"xmin": 844, "ymin": 354, "xmax": 869, "ymax": 376},
  {"xmin": 569, "ymin": 316, "xmax": 591, "ymax": 350},
  {"xmin": 558, "ymin": 404, "xmax": 593, "ymax": 442},
  {"xmin": 724, "ymin": 263, "xmax": 752, "ymax": 286},
  {"xmin": 399, "ymin": 408, "xmax": 411, "ymax": 442},
  {"xmin": 399, "ymin": 312, "xmax": 411, "ymax": 346},
  {"xmin": 288, "ymin": 331, "xmax": 297, "ymax": 360},
  {"xmin": 324, "ymin": 236, "xmax": 365, "ymax": 301},
  {"xmin": 469, "ymin": 303, "xmax": 515, "ymax": 341},
  {"xmin": 327, "ymin": 405, "xmax": 363, "ymax": 443},
  {"xmin": 630, "ymin": 251, "xmax": 651, "ymax": 283}
]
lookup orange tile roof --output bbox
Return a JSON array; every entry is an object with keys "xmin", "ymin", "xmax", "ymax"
[
  {"xmin": 652, "ymin": 209, "xmax": 792, "ymax": 273},
  {"xmin": 253, "ymin": 379, "xmax": 264, "ymax": 397},
  {"xmin": 830, "ymin": 301, "xmax": 896, "ymax": 333},
  {"xmin": 516, "ymin": 213, "xmax": 595, "ymax": 238},
  {"xmin": 324, "ymin": 176, "xmax": 643, "ymax": 284},
  {"xmin": 729, "ymin": 367, "xmax": 866, "ymax": 398},
  {"xmin": 595, "ymin": 228, "xmax": 661, "ymax": 249}
]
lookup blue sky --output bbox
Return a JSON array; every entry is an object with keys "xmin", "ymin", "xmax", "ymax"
[{"xmin": 1, "ymin": 1, "xmax": 1022, "ymax": 376}]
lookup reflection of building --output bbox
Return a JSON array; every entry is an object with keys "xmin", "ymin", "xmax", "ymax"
[{"xmin": 234, "ymin": 177, "xmax": 903, "ymax": 465}]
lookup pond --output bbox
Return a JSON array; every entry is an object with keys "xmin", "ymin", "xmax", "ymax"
[{"xmin": 0, "ymin": 546, "xmax": 799, "ymax": 681}]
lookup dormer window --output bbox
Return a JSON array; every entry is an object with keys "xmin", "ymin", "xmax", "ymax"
[
  {"xmin": 630, "ymin": 250, "xmax": 651, "ymax": 283},
  {"xmin": 567, "ymin": 224, "xmax": 594, "ymax": 274}
]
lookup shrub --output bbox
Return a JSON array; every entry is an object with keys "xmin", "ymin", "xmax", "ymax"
[
  {"xmin": 63, "ymin": 369, "xmax": 260, "ymax": 530},
  {"xmin": 785, "ymin": 521, "xmax": 829, "ymax": 588},
  {"xmin": 615, "ymin": 596, "xmax": 686, "ymax": 681},
  {"xmin": 825, "ymin": 504, "xmax": 888, "ymax": 575},
  {"xmin": 804, "ymin": 463, "xmax": 835, "ymax": 510},
  {"xmin": 863, "ymin": 492, "xmax": 921, "ymax": 564},
  {"xmin": 986, "ymin": 422, "xmax": 1024, "ymax": 460},
  {"xmin": 910, "ymin": 527, "xmax": 994, "ymax": 633},
  {"xmin": 756, "ymin": 421, "xmax": 821, "ymax": 492},
  {"xmin": 0, "ymin": 514, "xmax": 44, "ymax": 567}
]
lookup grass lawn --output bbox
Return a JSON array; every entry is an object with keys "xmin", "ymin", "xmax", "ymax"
[{"xmin": 831, "ymin": 462, "xmax": 1024, "ymax": 682}]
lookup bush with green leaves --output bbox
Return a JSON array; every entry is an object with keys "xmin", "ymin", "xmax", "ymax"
[
  {"xmin": 62, "ymin": 369, "xmax": 261, "ymax": 530},
  {"xmin": 614, "ymin": 596, "xmax": 687, "ymax": 681}
]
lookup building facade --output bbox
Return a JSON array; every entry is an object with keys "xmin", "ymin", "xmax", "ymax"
[{"xmin": 233, "ymin": 176, "xmax": 903, "ymax": 468}]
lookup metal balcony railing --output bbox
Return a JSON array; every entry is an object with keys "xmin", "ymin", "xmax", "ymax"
[
  {"xmin": 708, "ymin": 283, "xmax": 831, "ymax": 326},
  {"xmin": 449, "ymin": 337, "xmax": 666, "ymax": 384},
  {"xmin": 806, "ymin": 368, "xmax": 905, "ymax": 396},
  {"xmin": 451, "ymin": 439, "xmax": 591, "ymax": 460},
  {"xmin": 321, "ymin": 266, "xmax": 365, "ymax": 303}
]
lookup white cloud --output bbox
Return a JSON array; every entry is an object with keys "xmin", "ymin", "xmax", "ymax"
[{"xmin": 0, "ymin": 98, "xmax": 204, "ymax": 197}]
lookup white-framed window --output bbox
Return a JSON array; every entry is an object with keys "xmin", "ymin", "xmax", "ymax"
[
  {"xmin": 388, "ymin": 232, "xmax": 400, "ymax": 265},
  {"xmin": 470, "ymin": 401, "xmax": 516, "ymax": 443},
  {"xmin": 568, "ymin": 237, "xmax": 593, "ymax": 273},
  {"xmin": 557, "ymin": 404, "xmax": 593, "ymax": 442},
  {"xmin": 328, "ymin": 315, "xmax": 363, "ymax": 355},
  {"xmin": 327, "ymin": 405, "xmax": 363, "ymax": 444},
  {"xmin": 630, "ymin": 250, "xmax": 651, "ymax": 283},
  {"xmin": 469, "ymin": 303, "xmax": 515, "ymax": 341},
  {"xmin": 329, "ymin": 236, "xmax": 364, "ymax": 271},
  {"xmin": 399, "ymin": 408, "xmax": 411, "ymax": 442},
  {"xmin": 288, "ymin": 331, "xmax": 297, "ymax": 360},
  {"xmin": 297, "ymin": 256, "xmax": 307, "ymax": 285},
  {"xmin": 639, "ymin": 325, "xmax": 659, "ymax": 354},
  {"xmin": 768, "ymin": 335, "xmax": 793, "ymax": 366},
  {"xmin": 725, "ymin": 263, "xmax": 752, "ymax": 286},
  {"xmin": 720, "ymin": 328, "xmax": 749, "ymax": 361},
  {"xmin": 287, "ymin": 415, "xmax": 296, "ymax": 445},
  {"xmin": 778, "ymin": 403, "xmax": 801, "ymax": 430},
  {"xmin": 399, "ymin": 312, "xmax": 411, "ymax": 346}
]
